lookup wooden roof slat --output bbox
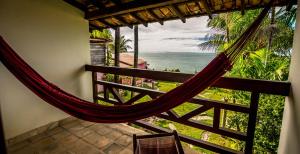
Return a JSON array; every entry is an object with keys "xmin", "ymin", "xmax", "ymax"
[
  {"xmin": 113, "ymin": 16, "xmax": 134, "ymax": 29},
  {"xmin": 196, "ymin": 2, "xmax": 203, "ymax": 13},
  {"xmin": 200, "ymin": 0, "xmax": 213, "ymax": 19},
  {"xmin": 86, "ymin": 0, "xmax": 196, "ymax": 20},
  {"xmin": 65, "ymin": 0, "xmax": 295, "ymax": 29},
  {"xmin": 169, "ymin": 4, "xmax": 186, "ymax": 23},
  {"xmin": 185, "ymin": 3, "xmax": 192, "ymax": 14},
  {"xmin": 145, "ymin": 9, "xmax": 164, "ymax": 25},
  {"xmin": 97, "ymin": 19, "xmax": 117, "ymax": 30},
  {"xmin": 129, "ymin": 13, "xmax": 148, "ymax": 27},
  {"xmin": 89, "ymin": 21, "xmax": 104, "ymax": 30}
]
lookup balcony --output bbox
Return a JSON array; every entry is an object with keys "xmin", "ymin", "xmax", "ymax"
[
  {"xmin": 84, "ymin": 65, "xmax": 290, "ymax": 153},
  {"xmin": 4, "ymin": 65, "xmax": 290, "ymax": 154},
  {"xmin": 0, "ymin": 0, "xmax": 298, "ymax": 153}
]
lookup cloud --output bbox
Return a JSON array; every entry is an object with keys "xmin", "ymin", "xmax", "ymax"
[
  {"xmin": 183, "ymin": 43, "xmax": 199, "ymax": 47},
  {"xmin": 182, "ymin": 30, "xmax": 211, "ymax": 33},
  {"xmin": 162, "ymin": 37, "xmax": 209, "ymax": 41},
  {"xmin": 118, "ymin": 16, "xmax": 211, "ymax": 52}
]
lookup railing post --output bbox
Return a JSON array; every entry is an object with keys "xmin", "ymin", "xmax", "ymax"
[
  {"xmin": 92, "ymin": 72, "xmax": 98, "ymax": 103},
  {"xmin": 114, "ymin": 27, "xmax": 120, "ymax": 83},
  {"xmin": 245, "ymin": 92, "xmax": 260, "ymax": 154},
  {"xmin": 213, "ymin": 106, "xmax": 221, "ymax": 129},
  {"xmin": 84, "ymin": 65, "xmax": 291, "ymax": 153}
]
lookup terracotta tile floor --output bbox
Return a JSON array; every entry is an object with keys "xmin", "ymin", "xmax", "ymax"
[
  {"xmin": 8, "ymin": 119, "xmax": 146, "ymax": 154},
  {"xmin": 6, "ymin": 117, "xmax": 199, "ymax": 154}
]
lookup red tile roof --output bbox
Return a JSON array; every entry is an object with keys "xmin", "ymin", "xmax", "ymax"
[{"xmin": 113, "ymin": 53, "xmax": 146, "ymax": 68}]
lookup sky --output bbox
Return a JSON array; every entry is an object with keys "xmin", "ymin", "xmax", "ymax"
[{"xmin": 111, "ymin": 16, "xmax": 214, "ymax": 53}]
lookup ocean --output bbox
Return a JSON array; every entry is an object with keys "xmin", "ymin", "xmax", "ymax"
[{"xmin": 139, "ymin": 52, "xmax": 216, "ymax": 74}]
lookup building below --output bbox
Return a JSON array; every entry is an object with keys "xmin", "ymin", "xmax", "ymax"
[{"xmin": 113, "ymin": 53, "xmax": 148, "ymax": 86}]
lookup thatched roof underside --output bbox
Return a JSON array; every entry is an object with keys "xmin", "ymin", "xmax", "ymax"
[{"xmin": 64, "ymin": 0, "xmax": 296, "ymax": 30}]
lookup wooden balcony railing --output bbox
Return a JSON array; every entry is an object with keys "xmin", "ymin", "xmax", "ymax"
[{"xmin": 85, "ymin": 65, "xmax": 290, "ymax": 154}]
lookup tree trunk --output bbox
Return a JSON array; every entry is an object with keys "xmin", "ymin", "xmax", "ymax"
[{"xmin": 265, "ymin": 7, "xmax": 275, "ymax": 66}]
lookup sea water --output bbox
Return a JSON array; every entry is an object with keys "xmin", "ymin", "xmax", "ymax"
[{"xmin": 139, "ymin": 52, "xmax": 216, "ymax": 74}]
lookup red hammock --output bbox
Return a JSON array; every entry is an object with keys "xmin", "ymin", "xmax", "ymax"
[{"xmin": 0, "ymin": 7, "xmax": 269, "ymax": 123}]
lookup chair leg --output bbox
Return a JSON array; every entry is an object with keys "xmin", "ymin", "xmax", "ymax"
[{"xmin": 173, "ymin": 130, "xmax": 185, "ymax": 154}]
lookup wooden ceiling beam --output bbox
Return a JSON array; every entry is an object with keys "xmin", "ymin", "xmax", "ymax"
[
  {"xmin": 89, "ymin": 22, "xmax": 103, "ymax": 30},
  {"xmin": 128, "ymin": 13, "xmax": 148, "ymax": 27},
  {"xmin": 114, "ymin": 16, "xmax": 134, "ymax": 29},
  {"xmin": 196, "ymin": 2, "xmax": 203, "ymax": 13},
  {"xmin": 185, "ymin": 3, "xmax": 192, "ymax": 14},
  {"xmin": 145, "ymin": 9, "xmax": 164, "ymax": 25},
  {"xmin": 169, "ymin": 4, "xmax": 186, "ymax": 23},
  {"xmin": 86, "ymin": 0, "xmax": 200, "ymax": 20},
  {"xmin": 97, "ymin": 19, "xmax": 117, "ymax": 30},
  {"xmin": 200, "ymin": 0, "xmax": 213, "ymax": 19}
]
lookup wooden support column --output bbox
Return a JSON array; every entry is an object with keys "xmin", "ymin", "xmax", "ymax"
[
  {"xmin": 133, "ymin": 25, "xmax": 139, "ymax": 71},
  {"xmin": 114, "ymin": 27, "xmax": 120, "ymax": 83},
  {"xmin": 131, "ymin": 25, "xmax": 139, "ymax": 98}
]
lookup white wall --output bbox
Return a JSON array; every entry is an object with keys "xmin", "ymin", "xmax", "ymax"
[
  {"xmin": 0, "ymin": 0, "xmax": 92, "ymax": 139},
  {"xmin": 278, "ymin": 2, "xmax": 300, "ymax": 153}
]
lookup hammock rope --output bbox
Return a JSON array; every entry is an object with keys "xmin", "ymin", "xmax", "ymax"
[{"xmin": 0, "ymin": 6, "xmax": 270, "ymax": 123}]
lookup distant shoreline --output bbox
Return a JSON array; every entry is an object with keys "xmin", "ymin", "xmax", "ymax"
[
  {"xmin": 137, "ymin": 52, "xmax": 216, "ymax": 73},
  {"xmin": 126, "ymin": 51, "xmax": 215, "ymax": 54}
]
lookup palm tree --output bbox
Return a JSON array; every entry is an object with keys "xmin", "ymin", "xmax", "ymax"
[
  {"xmin": 198, "ymin": 8, "xmax": 295, "ymax": 153},
  {"xmin": 198, "ymin": 15, "xmax": 227, "ymax": 51},
  {"xmin": 104, "ymin": 35, "xmax": 132, "ymax": 66},
  {"xmin": 198, "ymin": 13, "xmax": 241, "ymax": 51},
  {"xmin": 110, "ymin": 35, "xmax": 132, "ymax": 53},
  {"xmin": 119, "ymin": 36, "xmax": 132, "ymax": 52},
  {"xmin": 200, "ymin": 8, "xmax": 294, "ymax": 57}
]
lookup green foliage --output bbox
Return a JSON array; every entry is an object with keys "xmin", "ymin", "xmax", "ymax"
[
  {"xmin": 104, "ymin": 74, "xmax": 115, "ymax": 82},
  {"xmin": 90, "ymin": 30, "xmax": 133, "ymax": 66},
  {"xmin": 200, "ymin": 7, "xmax": 294, "ymax": 153},
  {"xmin": 90, "ymin": 29, "xmax": 112, "ymax": 39},
  {"xmin": 123, "ymin": 90, "xmax": 129, "ymax": 97},
  {"xmin": 142, "ymin": 83, "xmax": 152, "ymax": 89},
  {"xmin": 163, "ymin": 68, "xmax": 181, "ymax": 72},
  {"xmin": 90, "ymin": 29, "xmax": 114, "ymax": 65},
  {"xmin": 255, "ymin": 95, "xmax": 285, "ymax": 152}
]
